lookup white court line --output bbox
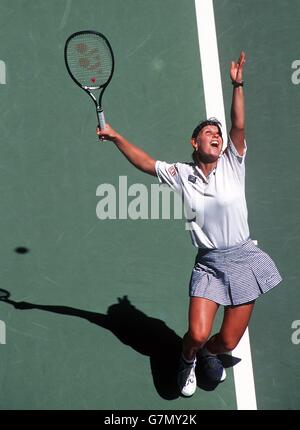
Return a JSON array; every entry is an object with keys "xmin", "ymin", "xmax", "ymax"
[
  {"xmin": 0, "ymin": 320, "xmax": 6, "ymax": 344},
  {"xmin": 194, "ymin": 0, "xmax": 257, "ymax": 410}
]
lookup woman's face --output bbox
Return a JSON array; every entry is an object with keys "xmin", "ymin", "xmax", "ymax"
[{"xmin": 191, "ymin": 125, "xmax": 223, "ymax": 162}]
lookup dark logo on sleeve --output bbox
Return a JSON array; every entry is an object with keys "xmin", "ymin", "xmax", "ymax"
[{"xmin": 188, "ymin": 175, "xmax": 197, "ymax": 184}]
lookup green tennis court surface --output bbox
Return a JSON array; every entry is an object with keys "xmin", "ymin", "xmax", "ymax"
[{"xmin": 0, "ymin": 0, "xmax": 299, "ymax": 410}]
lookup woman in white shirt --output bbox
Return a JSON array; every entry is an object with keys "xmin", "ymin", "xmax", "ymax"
[{"xmin": 97, "ymin": 52, "xmax": 282, "ymax": 397}]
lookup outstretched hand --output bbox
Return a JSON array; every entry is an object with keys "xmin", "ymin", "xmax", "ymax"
[{"xmin": 230, "ymin": 51, "xmax": 245, "ymax": 83}]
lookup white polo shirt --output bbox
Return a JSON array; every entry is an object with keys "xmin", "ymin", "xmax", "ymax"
[{"xmin": 155, "ymin": 137, "xmax": 250, "ymax": 249}]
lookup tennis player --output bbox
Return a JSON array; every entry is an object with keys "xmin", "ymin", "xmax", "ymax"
[{"xmin": 97, "ymin": 51, "xmax": 282, "ymax": 397}]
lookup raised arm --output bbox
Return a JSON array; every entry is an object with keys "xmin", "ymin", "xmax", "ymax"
[
  {"xmin": 229, "ymin": 51, "xmax": 246, "ymax": 156},
  {"xmin": 96, "ymin": 124, "xmax": 157, "ymax": 176}
]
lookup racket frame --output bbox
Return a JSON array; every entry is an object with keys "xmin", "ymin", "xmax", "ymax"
[{"xmin": 64, "ymin": 30, "xmax": 115, "ymax": 129}]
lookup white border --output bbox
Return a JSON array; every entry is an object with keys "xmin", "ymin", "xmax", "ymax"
[{"xmin": 0, "ymin": 320, "xmax": 6, "ymax": 344}]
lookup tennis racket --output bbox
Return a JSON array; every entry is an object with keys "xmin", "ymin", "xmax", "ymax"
[{"xmin": 64, "ymin": 30, "xmax": 114, "ymax": 130}]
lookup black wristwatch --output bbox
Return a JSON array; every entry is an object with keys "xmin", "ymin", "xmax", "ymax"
[{"xmin": 232, "ymin": 80, "xmax": 244, "ymax": 88}]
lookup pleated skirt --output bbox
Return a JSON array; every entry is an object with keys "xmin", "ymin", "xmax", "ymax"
[{"xmin": 189, "ymin": 239, "xmax": 282, "ymax": 306}]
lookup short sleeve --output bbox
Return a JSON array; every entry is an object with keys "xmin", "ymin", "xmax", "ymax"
[
  {"xmin": 222, "ymin": 136, "xmax": 247, "ymax": 184},
  {"xmin": 225, "ymin": 136, "xmax": 247, "ymax": 164},
  {"xmin": 155, "ymin": 160, "xmax": 182, "ymax": 192}
]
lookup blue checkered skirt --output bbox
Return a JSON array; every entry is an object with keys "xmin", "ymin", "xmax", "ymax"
[{"xmin": 189, "ymin": 239, "xmax": 282, "ymax": 306}]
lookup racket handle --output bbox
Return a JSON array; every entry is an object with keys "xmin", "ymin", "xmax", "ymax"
[{"xmin": 97, "ymin": 108, "xmax": 106, "ymax": 130}]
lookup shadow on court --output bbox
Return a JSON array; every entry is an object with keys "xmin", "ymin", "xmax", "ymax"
[{"xmin": 0, "ymin": 290, "xmax": 240, "ymax": 399}]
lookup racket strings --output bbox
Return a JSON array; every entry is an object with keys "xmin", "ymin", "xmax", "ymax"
[{"xmin": 66, "ymin": 33, "xmax": 113, "ymax": 89}]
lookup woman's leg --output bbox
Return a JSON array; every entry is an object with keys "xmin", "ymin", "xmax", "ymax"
[
  {"xmin": 182, "ymin": 297, "xmax": 219, "ymax": 360},
  {"xmin": 178, "ymin": 297, "xmax": 219, "ymax": 396},
  {"xmin": 205, "ymin": 300, "xmax": 255, "ymax": 354}
]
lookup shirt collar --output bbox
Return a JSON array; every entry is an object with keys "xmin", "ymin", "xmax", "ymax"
[{"xmin": 194, "ymin": 164, "xmax": 217, "ymax": 184}]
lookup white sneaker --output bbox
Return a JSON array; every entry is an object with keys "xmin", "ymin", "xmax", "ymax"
[{"xmin": 177, "ymin": 357, "xmax": 197, "ymax": 397}]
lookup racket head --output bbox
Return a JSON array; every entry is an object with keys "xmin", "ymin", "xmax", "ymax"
[
  {"xmin": 0, "ymin": 289, "xmax": 10, "ymax": 301},
  {"xmin": 64, "ymin": 30, "xmax": 114, "ymax": 91}
]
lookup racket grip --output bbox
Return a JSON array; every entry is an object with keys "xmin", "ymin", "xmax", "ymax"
[{"xmin": 97, "ymin": 108, "xmax": 106, "ymax": 130}]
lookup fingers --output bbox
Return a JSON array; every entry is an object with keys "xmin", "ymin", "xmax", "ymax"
[
  {"xmin": 230, "ymin": 52, "xmax": 245, "ymax": 83},
  {"xmin": 96, "ymin": 123, "xmax": 116, "ymax": 142},
  {"xmin": 231, "ymin": 52, "xmax": 245, "ymax": 69},
  {"xmin": 96, "ymin": 126, "xmax": 106, "ymax": 141},
  {"xmin": 230, "ymin": 52, "xmax": 245, "ymax": 63},
  {"xmin": 238, "ymin": 51, "xmax": 246, "ymax": 68},
  {"xmin": 96, "ymin": 125, "xmax": 107, "ymax": 134}
]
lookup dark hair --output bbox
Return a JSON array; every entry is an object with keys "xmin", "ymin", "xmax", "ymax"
[{"xmin": 191, "ymin": 117, "xmax": 222, "ymax": 139}]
